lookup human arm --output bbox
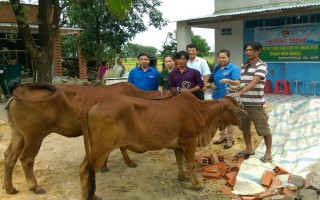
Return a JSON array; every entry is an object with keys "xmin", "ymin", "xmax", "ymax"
[
  {"xmin": 187, "ymin": 70, "xmax": 204, "ymax": 93},
  {"xmin": 227, "ymin": 75, "xmax": 261, "ymax": 97}
]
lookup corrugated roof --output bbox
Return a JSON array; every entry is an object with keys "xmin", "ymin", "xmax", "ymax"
[{"xmin": 177, "ymin": 2, "xmax": 320, "ymax": 21}]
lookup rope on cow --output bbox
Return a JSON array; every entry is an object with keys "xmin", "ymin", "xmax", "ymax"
[{"xmin": 176, "ymin": 81, "xmax": 191, "ymax": 93}]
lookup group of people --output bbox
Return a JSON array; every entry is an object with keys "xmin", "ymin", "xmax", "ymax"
[
  {"xmin": 128, "ymin": 41, "xmax": 272, "ymax": 163},
  {"xmin": 98, "ymin": 58, "xmax": 126, "ymax": 81}
]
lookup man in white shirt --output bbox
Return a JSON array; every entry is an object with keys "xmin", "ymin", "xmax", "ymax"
[
  {"xmin": 113, "ymin": 58, "xmax": 125, "ymax": 76},
  {"xmin": 186, "ymin": 44, "xmax": 211, "ymax": 100}
]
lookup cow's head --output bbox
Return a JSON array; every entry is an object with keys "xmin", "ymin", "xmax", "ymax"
[{"xmin": 218, "ymin": 96, "xmax": 247, "ymax": 130}]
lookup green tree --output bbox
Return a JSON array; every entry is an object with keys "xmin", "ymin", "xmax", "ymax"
[
  {"xmin": 160, "ymin": 32, "xmax": 177, "ymax": 57},
  {"xmin": 64, "ymin": 0, "xmax": 167, "ymax": 66},
  {"xmin": 9, "ymin": 0, "xmax": 165, "ymax": 82},
  {"xmin": 125, "ymin": 43, "xmax": 157, "ymax": 58},
  {"xmin": 160, "ymin": 31, "xmax": 211, "ymax": 58},
  {"xmin": 191, "ymin": 35, "xmax": 211, "ymax": 57}
]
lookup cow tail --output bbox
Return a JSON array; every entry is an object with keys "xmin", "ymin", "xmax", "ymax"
[
  {"xmin": 79, "ymin": 100, "xmax": 96, "ymax": 200},
  {"xmin": 87, "ymin": 163, "xmax": 95, "ymax": 200}
]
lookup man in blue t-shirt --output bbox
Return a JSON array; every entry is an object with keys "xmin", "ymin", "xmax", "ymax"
[{"xmin": 128, "ymin": 53, "xmax": 159, "ymax": 90}]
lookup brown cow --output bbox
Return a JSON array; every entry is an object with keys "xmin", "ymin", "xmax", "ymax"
[
  {"xmin": 79, "ymin": 92, "xmax": 246, "ymax": 200},
  {"xmin": 3, "ymin": 82, "xmax": 175, "ymax": 195}
]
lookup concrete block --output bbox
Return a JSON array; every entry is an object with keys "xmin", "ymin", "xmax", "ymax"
[
  {"xmin": 209, "ymin": 153, "xmax": 219, "ymax": 164},
  {"xmin": 288, "ymin": 174, "xmax": 305, "ymax": 188},
  {"xmin": 299, "ymin": 188, "xmax": 318, "ymax": 200},
  {"xmin": 305, "ymin": 171, "xmax": 320, "ymax": 191}
]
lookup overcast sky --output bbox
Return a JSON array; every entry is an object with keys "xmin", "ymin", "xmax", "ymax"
[{"xmin": 131, "ymin": 0, "xmax": 215, "ymax": 51}]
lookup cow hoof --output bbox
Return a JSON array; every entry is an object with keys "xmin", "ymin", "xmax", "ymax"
[
  {"xmin": 5, "ymin": 187, "xmax": 19, "ymax": 195},
  {"xmin": 195, "ymin": 186, "xmax": 204, "ymax": 191},
  {"xmin": 127, "ymin": 162, "xmax": 137, "ymax": 168},
  {"xmin": 178, "ymin": 177, "xmax": 187, "ymax": 181},
  {"xmin": 30, "ymin": 187, "xmax": 46, "ymax": 194},
  {"xmin": 100, "ymin": 166, "xmax": 110, "ymax": 172}
]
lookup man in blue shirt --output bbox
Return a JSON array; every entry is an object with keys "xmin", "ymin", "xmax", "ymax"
[{"xmin": 128, "ymin": 53, "xmax": 159, "ymax": 90}]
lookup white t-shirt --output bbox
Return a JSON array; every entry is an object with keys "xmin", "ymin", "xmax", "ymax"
[{"xmin": 187, "ymin": 56, "xmax": 211, "ymax": 79}]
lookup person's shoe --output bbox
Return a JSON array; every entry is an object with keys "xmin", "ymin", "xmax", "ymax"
[
  {"xmin": 212, "ymin": 138, "xmax": 227, "ymax": 144},
  {"xmin": 223, "ymin": 141, "xmax": 234, "ymax": 149}
]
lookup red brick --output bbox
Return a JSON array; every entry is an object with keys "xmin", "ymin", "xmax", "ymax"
[
  {"xmin": 259, "ymin": 189, "xmax": 279, "ymax": 198},
  {"xmin": 196, "ymin": 165, "xmax": 207, "ymax": 172},
  {"xmin": 215, "ymin": 162, "xmax": 228, "ymax": 176},
  {"xmin": 219, "ymin": 188, "xmax": 233, "ymax": 195},
  {"xmin": 241, "ymin": 196, "xmax": 261, "ymax": 200},
  {"xmin": 205, "ymin": 165, "xmax": 219, "ymax": 173},
  {"xmin": 270, "ymin": 177, "xmax": 282, "ymax": 189},
  {"xmin": 282, "ymin": 187, "xmax": 296, "ymax": 195},
  {"xmin": 261, "ymin": 170, "xmax": 275, "ymax": 188},
  {"xmin": 196, "ymin": 156, "xmax": 210, "ymax": 165},
  {"xmin": 273, "ymin": 166, "xmax": 289, "ymax": 175},
  {"xmin": 218, "ymin": 154, "xmax": 225, "ymax": 162},
  {"xmin": 225, "ymin": 178, "xmax": 236, "ymax": 188},
  {"xmin": 226, "ymin": 163, "xmax": 239, "ymax": 173},
  {"xmin": 202, "ymin": 172, "xmax": 221, "ymax": 179},
  {"xmin": 226, "ymin": 170, "xmax": 238, "ymax": 181}
]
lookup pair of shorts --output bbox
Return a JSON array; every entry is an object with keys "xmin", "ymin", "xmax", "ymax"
[{"xmin": 238, "ymin": 106, "xmax": 271, "ymax": 136}]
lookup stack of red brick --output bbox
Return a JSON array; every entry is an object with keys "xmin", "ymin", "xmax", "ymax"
[
  {"xmin": 195, "ymin": 151, "xmax": 244, "ymax": 197},
  {"xmin": 195, "ymin": 152, "xmax": 320, "ymax": 200}
]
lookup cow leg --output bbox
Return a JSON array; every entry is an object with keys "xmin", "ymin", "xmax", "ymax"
[
  {"xmin": 3, "ymin": 131, "xmax": 24, "ymax": 194},
  {"xmin": 183, "ymin": 141, "xmax": 203, "ymax": 191},
  {"xmin": 119, "ymin": 147, "xmax": 137, "ymax": 168},
  {"xmin": 100, "ymin": 147, "xmax": 136, "ymax": 172},
  {"xmin": 19, "ymin": 137, "xmax": 46, "ymax": 194},
  {"xmin": 173, "ymin": 149, "xmax": 187, "ymax": 181}
]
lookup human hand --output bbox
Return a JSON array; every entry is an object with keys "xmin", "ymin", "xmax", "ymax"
[
  {"xmin": 227, "ymin": 93, "xmax": 240, "ymax": 97},
  {"xmin": 210, "ymin": 83, "xmax": 217, "ymax": 89},
  {"xmin": 220, "ymin": 79, "xmax": 230, "ymax": 84}
]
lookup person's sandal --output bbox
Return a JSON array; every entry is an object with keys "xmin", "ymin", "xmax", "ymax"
[
  {"xmin": 212, "ymin": 138, "xmax": 227, "ymax": 144},
  {"xmin": 260, "ymin": 156, "xmax": 272, "ymax": 163},
  {"xmin": 223, "ymin": 141, "xmax": 234, "ymax": 149},
  {"xmin": 234, "ymin": 151, "xmax": 255, "ymax": 159}
]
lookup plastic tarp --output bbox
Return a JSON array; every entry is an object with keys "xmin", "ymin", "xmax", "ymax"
[{"xmin": 233, "ymin": 96, "xmax": 320, "ymax": 195}]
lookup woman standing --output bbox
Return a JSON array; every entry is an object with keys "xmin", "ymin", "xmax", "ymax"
[
  {"xmin": 210, "ymin": 49, "xmax": 241, "ymax": 149},
  {"xmin": 159, "ymin": 55, "xmax": 175, "ymax": 91}
]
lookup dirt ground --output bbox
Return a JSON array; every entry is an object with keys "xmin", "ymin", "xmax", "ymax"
[{"xmin": 0, "ymin": 100, "xmax": 262, "ymax": 200}]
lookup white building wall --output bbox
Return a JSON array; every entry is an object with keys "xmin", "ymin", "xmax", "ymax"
[
  {"xmin": 215, "ymin": 0, "xmax": 318, "ymax": 11},
  {"xmin": 176, "ymin": 22, "xmax": 192, "ymax": 51},
  {"xmin": 214, "ymin": 20, "xmax": 244, "ymax": 68}
]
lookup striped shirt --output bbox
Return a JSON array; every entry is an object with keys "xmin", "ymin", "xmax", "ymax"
[{"xmin": 239, "ymin": 57, "xmax": 268, "ymax": 106}]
